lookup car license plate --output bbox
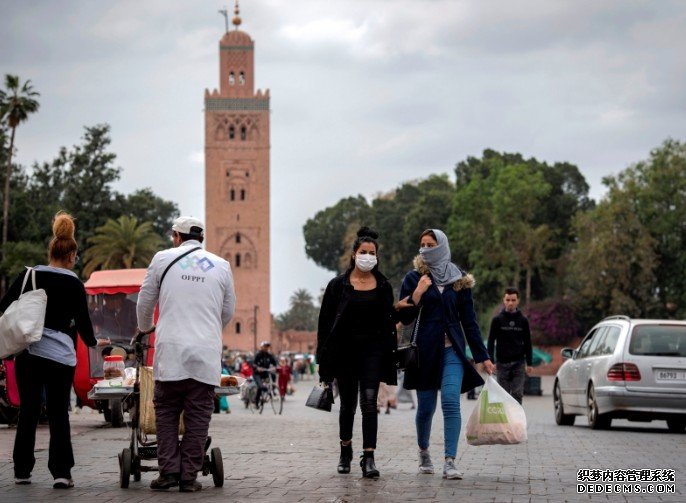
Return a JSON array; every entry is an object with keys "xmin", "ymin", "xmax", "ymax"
[{"xmin": 655, "ymin": 370, "xmax": 686, "ymax": 381}]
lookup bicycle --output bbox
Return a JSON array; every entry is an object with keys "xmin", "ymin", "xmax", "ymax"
[{"xmin": 254, "ymin": 366, "xmax": 283, "ymax": 415}]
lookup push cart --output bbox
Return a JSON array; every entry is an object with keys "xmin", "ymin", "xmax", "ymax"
[
  {"xmin": 77, "ymin": 268, "xmax": 152, "ymax": 427},
  {"xmin": 89, "ymin": 330, "xmax": 239, "ymax": 488}
]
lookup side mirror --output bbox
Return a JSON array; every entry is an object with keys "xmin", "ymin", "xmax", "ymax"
[{"xmin": 561, "ymin": 348, "xmax": 575, "ymax": 360}]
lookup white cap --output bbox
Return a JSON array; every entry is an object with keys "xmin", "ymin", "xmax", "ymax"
[{"xmin": 171, "ymin": 216, "xmax": 205, "ymax": 236}]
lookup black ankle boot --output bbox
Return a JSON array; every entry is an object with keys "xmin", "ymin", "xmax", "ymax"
[
  {"xmin": 360, "ymin": 451, "xmax": 380, "ymax": 478},
  {"xmin": 337, "ymin": 442, "xmax": 353, "ymax": 474}
]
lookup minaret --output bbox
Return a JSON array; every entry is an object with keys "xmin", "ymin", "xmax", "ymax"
[{"xmin": 205, "ymin": 1, "xmax": 271, "ymax": 351}]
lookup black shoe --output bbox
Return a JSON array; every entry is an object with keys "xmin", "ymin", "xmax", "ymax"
[
  {"xmin": 337, "ymin": 442, "xmax": 353, "ymax": 474},
  {"xmin": 179, "ymin": 479, "xmax": 202, "ymax": 492},
  {"xmin": 360, "ymin": 451, "xmax": 380, "ymax": 478},
  {"xmin": 150, "ymin": 473, "xmax": 179, "ymax": 490}
]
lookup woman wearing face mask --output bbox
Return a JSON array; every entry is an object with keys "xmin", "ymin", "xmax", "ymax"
[
  {"xmin": 398, "ymin": 229, "xmax": 495, "ymax": 480},
  {"xmin": 316, "ymin": 227, "xmax": 398, "ymax": 478}
]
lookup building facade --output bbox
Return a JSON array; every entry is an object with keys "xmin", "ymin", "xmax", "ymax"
[{"xmin": 205, "ymin": 10, "xmax": 270, "ymax": 351}]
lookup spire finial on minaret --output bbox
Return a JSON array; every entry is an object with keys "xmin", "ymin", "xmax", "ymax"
[
  {"xmin": 232, "ymin": 0, "xmax": 242, "ymax": 30},
  {"xmin": 218, "ymin": 6, "xmax": 229, "ymax": 33}
]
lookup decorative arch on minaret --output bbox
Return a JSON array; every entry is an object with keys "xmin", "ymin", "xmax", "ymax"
[
  {"xmin": 220, "ymin": 231, "xmax": 257, "ymax": 270},
  {"xmin": 224, "ymin": 161, "xmax": 254, "ymax": 202},
  {"xmin": 213, "ymin": 114, "xmax": 260, "ymax": 143}
]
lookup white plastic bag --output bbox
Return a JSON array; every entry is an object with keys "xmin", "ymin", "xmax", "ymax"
[
  {"xmin": 465, "ymin": 375, "xmax": 528, "ymax": 445},
  {"xmin": 0, "ymin": 268, "xmax": 47, "ymax": 359}
]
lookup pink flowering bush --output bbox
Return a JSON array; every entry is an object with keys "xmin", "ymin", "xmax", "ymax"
[{"xmin": 525, "ymin": 300, "xmax": 581, "ymax": 346}]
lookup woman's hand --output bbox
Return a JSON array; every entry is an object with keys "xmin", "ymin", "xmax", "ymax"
[
  {"xmin": 395, "ymin": 296, "xmax": 413, "ymax": 310},
  {"xmin": 412, "ymin": 274, "xmax": 432, "ymax": 304},
  {"xmin": 96, "ymin": 338, "xmax": 111, "ymax": 347},
  {"xmin": 480, "ymin": 359, "xmax": 495, "ymax": 375}
]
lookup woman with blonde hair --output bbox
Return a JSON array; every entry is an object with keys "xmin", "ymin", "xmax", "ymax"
[{"xmin": 0, "ymin": 212, "xmax": 107, "ymax": 489}]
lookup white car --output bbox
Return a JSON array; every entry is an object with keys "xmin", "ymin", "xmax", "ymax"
[{"xmin": 554, "ymin": 316, "xmax": 686, "ymax": 431}]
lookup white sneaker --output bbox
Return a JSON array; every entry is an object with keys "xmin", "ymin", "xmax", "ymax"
[
  {"xmin": 14, "ymin": 477, "xmax": 31, "ymax": 485},
  {"xmin": 443, "ymin": 458, "xmax": 463, "ymax": 479},
  {"xmin": 53, "ymin": 478, "xmax": 74, "ymax": 489},
  {"xmin": 418, "ymin": 449, "xmax": 434, "ymax": 474}
]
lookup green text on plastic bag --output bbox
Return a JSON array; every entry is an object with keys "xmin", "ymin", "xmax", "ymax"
[{"xmin": 479, "ymin": 390, "xmax": 508, "ymax": 424}]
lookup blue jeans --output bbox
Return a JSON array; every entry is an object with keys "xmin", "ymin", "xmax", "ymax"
[{"xmin": 416, "ymin": 347, "xmax": 464, "ymax": 459}]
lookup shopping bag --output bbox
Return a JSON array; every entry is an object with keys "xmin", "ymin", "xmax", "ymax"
[
  {"xmin": 139, "ymin": 366, "xmax": 185, "ymax": 435},
  {"xmin": 0, "ymin": 268, "xmax": 47, "ymax": 359},
  {"xmin": 465, "ymin": 375, "xmax": 527, "ymax": 445}
]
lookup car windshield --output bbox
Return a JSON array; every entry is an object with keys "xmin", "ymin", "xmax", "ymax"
[{"xmin": 629, "ymin": 325, "xmax": 686, "ymax": 357}]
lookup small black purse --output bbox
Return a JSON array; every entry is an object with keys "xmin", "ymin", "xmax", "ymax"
[
  {"xmin": 305, "ymin": 383, "xmax": 334, "ymax": 412},
  {"xmin": 396, "ymin": 307, "xmax": 422, "ymax": 371}
]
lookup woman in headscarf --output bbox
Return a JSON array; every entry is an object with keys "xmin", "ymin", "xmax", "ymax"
[{"xmin": 398, "ymin": 229, "xmax": 494, "ymax": 480}]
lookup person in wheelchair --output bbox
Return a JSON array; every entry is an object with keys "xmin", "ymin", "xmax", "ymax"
[{"xmin": 252, "ymin": 342, "xmax": 277, "ymax": 407}]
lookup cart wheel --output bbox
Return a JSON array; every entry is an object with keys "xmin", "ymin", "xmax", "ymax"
[
  {"xmin": 119, "ymin": 448, "xmax": 131, "ymax": 488},
  {"xmin": 210, "ymin": 447, "xmax": 224, "ymax": 487},
  {"xmin": 110, "ymin": 399, "xmax": 124, "ymax": 428}
]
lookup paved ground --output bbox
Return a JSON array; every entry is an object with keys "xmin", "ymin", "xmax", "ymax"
[{"xmin": 1, "ymin": 376, "xmax": 684, "ymax": 502}]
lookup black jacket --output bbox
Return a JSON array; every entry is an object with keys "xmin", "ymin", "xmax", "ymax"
[
  {"xmin": 316, "ymin": 269, "xmax": 398, "ymax": 385},
  {"xmin": 253, "ymin": 350, "xmax": 277, "ymax": 377},
  {"xmin": 487, "ymin": 309, "xmax": 532, "ymax": 365}
]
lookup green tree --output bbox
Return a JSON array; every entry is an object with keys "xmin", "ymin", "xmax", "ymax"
[
  {"xmin": 303, "ymin": 195, "xmax": 369, "ymax": 273},
  {"xmin": 602, "ymin": 139, "xmax": 686, "ymax": 318},
  {"xmin": 275, "ymin": 289, "xmax": 319, "ymax": 331},
  {"xmin": 0, "ymin": 241, "xmax": 46, "ymax": 279},
  {"xmin": 449, "ymin": 162, "xmax": 552, "ymax": 307},
  {"xmin": 0, "ymin": 75, "xmax": 40, "ymax": 292},
  {"xmin": 117, "ymin": 188, "xmax": 179, "ymax": 238},
  {"xmin": 371, "ymin": 174, "xmax": 455, "ymax": 289},
  {"xmin": 449, "ymin": 150, "xmax": 590, "ymax": 306},
  {"xmin": 566, "ymin": 187, "xmax": 658, "ymax": 323},
  {"xmin": 83, "ymin": 215, "xmax": 164, "ymax": 277}
]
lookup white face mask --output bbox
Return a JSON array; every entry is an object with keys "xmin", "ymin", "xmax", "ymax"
[{"xmin": 355, "ymin": 253, "xmax": 377, "ymax": 272}]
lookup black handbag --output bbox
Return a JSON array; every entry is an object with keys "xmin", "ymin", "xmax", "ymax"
[
  {"xmin": 305, "ymin": 384, "xmax": 334, "ymax": 412},
  {"xmin": 396, "ymin": 307, "xmax": 421, "ymax": 371}
]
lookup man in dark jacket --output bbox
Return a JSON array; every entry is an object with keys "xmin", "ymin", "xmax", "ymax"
[
  {"xmin": 487, "ymin": 287, "xmax": 532, "ymax": 404},
  {"xmin": 253, "ymin": 342, "xmax": 278, "ymax": 407}
]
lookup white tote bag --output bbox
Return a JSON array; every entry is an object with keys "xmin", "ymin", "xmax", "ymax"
[
  {"xmin": 0, "ymin": 267, "xmax": 48, "ymax": 359},
  {"xmin": 465, "ymin": 375, "xmax": 528, "ymax": 445}
]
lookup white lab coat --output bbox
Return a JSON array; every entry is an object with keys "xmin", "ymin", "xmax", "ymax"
[{"xmin": 137, "ymin": 240, "xmax": 236, "ymax": 386}]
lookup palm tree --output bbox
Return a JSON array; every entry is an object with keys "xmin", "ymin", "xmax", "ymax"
[
  {"xmin": 0, "ymin": 75, "xmax": 40, "ymax": 252},
  {"xmin": 83, "ymin": 215, "xmax": 165, "ymax": 277}
]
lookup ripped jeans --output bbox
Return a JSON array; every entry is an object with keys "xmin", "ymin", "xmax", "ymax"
[{"xmin": 336, "ymin": 353, "xmax": 382, "ymax": 449}]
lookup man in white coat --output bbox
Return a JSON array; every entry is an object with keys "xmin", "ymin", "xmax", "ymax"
[{"xmin": 137, "ymin": 216, "xmax": 235, "ymax": 492}]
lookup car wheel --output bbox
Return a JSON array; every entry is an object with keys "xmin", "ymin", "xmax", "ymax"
[
  {"xmin": 587, "ymin": 384, "xmax": 611, "ymax": 430},
  {"xmin": 553, "ymin": 380, "xmax": 575, "ymax": 426},
  {"xmin": 666, "ymin": 418, "xmax": 686, "ymax": 433}
]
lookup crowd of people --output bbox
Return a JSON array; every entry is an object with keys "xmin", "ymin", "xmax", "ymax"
[{"xmin": 0, "ymin": 214, "xmax": 533, "ymax": 491}]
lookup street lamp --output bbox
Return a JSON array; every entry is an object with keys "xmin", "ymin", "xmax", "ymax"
[{"xmin": 253, "ymin": 304, "xmax": 258, "ymax": 353}]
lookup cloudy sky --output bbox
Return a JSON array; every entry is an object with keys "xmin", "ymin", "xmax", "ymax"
[{"xmin": 2, "ymin": 0, "xmax": 685, "ymax": 313}]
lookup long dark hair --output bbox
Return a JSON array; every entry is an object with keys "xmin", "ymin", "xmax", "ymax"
[{"xmin": 347, "ymin": 226, "xmax": 379, "ymax": 271}]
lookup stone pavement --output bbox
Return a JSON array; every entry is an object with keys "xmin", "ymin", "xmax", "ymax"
[{"xmin": 0, "ymin": 376, "xmax": 684, "ymax": 502}]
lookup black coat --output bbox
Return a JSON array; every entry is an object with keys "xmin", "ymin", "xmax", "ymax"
[
  {"xmin": 316, "ymin": 269, "xmax": 398, "ymax": 386},
  {"xmin": 399, "ymin": 256, "xmax": 490, "ymax": 393}
]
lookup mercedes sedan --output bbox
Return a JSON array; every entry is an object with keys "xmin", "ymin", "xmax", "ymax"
[{"xmin": 554, "ymin": 317, "xmax": 686, "ymax": 431}]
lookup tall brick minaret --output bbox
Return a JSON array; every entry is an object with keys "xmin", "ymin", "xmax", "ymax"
[{"xmin": 204, "ymin": 2, "xmax": 270, "ymax": 351}]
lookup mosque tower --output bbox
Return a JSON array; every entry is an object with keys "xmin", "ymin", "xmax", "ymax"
[{"xmin": 204, "ymin": 2, "xmax": 270, "ymax": 351}]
